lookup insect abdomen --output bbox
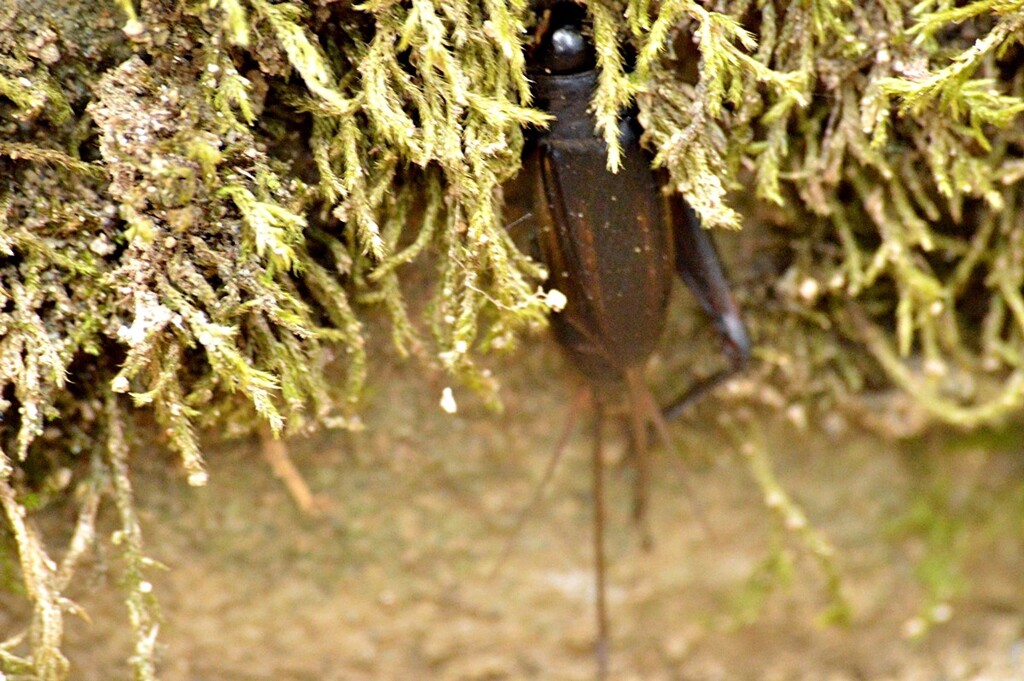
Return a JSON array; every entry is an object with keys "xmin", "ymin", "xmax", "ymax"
[{"xmin": 532, "ymin": 113, "xmax": 673, "ymax": 382}]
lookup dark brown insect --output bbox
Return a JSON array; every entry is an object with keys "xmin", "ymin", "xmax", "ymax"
[{"xmin": 517, "ymin": 4, "xmax": 750, "ymax": 677}]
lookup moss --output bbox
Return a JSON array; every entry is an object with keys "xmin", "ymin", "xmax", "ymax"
[
  {"xmin": 639, "ymin": 0, "xmax": 1024, "ymax": 428},
  {"xmin": 1, "ymin": 0, "xmax": 1024, "ymax": 677}
]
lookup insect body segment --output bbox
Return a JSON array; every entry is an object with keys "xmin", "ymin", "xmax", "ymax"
[{"xmin": 529, "ymin": 26, "xmax": 674, "ymax": 384}]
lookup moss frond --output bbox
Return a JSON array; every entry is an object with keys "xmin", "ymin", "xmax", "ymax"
[
  {"xmin": 220, "ymin": 183, "xmax": 306, "ymax": 272},
  {"xmin": 589, "ymin": 2, "xmax": 635, "ymax": 171},
  {"xmin": 251, "ymin": 0, "xmax": 357, "ymax": 116}
]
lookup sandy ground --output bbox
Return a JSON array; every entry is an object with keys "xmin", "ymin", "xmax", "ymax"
[{"xmin": 3, "ymin": 316, "xmax": 1024, "ymax": 681}]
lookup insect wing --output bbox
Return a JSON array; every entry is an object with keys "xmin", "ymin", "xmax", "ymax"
[{"xmin": 535, "ymin": 131, "xmax": 672, "ymax": 380}]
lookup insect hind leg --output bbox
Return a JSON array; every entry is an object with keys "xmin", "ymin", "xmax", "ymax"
[{"xmin": 665, "ymin": 196, "xmax": 751, "ymax": 420}]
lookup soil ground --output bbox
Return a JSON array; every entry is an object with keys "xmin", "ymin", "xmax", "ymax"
[{"xmin": 4, "ymin": 301, "xmax": 1024, "ymax": 681}]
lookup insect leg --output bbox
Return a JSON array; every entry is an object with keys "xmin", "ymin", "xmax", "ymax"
[
  {"xmin": 591, "ymin": 398, "xmax": 610, "ymax": 681},
  {"xmin": 624, "ymin": 369, "xmax": 653, "ymax": 551},
  {"xmin": 664, "ymin": 197, "xmax": 751, "ymax": 420},
  {"xmin": 489, "ymin": 387, "xmax": 590, "ymax": 577}
]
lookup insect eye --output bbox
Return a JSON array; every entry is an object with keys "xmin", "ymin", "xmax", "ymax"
[
  {"xmin": 550, "ymin": 27, "xmax": 586, "ymax": 66},
  {"xmin": 537, "ymin": 24, "xmax": 596, "ymax": 75}
]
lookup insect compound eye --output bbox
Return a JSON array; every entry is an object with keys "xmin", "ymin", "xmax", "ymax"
[
  {"xmin": 547, "ymin": 27, "xmax": 592, "ymax": 73},
  {"xmin": 532, "ymin": 3, "xmax": 596, "ymax": 76}
]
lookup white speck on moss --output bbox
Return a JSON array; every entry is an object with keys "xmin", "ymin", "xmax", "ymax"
[{"xmin": 545, "ymin": 288, "xmax": 567, "ymax": 312}]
